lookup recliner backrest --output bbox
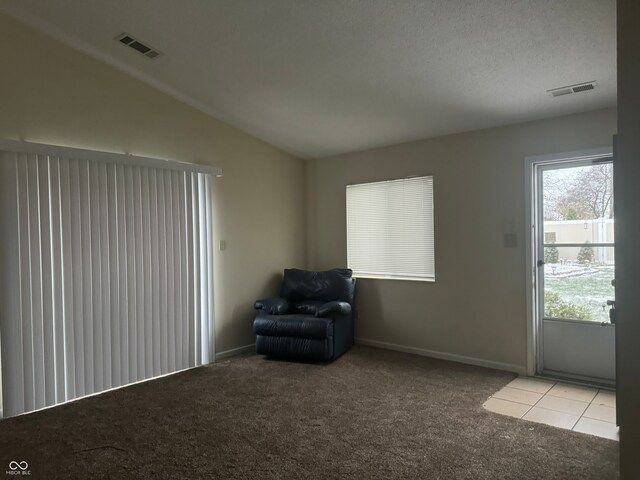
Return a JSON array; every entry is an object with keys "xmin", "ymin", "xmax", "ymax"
[{"xmin": 279, "ymin": 268, "xmax": 356, "ymax": 305}]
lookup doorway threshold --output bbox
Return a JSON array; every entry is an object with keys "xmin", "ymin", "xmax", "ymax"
[{"xmin": 536, "ymin": 371, "xmax": 615, "ymax": 391}]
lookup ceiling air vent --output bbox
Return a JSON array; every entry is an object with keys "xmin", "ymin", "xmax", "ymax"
[
  {"xmin": 115, "ymin": 33, "xmax": 161, "ymax": 59},
  {"xmin": 547, "ymin": 81, "xmax": 597, "ymax": 98}
]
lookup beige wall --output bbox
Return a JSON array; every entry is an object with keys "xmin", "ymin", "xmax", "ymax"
[
  {"xmin": 307, "ymin": 108, "xmax": 617, "ymax": 370},
  {"xmin": 616, "ymin": 0, "xmax": 640, "ymax": 477},
  {"xmin": 0, "ymin": 13, "xmax": 306, "ymax": 354}
]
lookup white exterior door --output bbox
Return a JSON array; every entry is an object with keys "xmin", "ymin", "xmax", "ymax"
[{"xmin": 534, "ymin": 156, "xmax": 616, "ymax": 385}]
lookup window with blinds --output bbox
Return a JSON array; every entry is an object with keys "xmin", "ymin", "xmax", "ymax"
[
  {"xmin": 0, "ymin": 143, "xmax": 218, "ymax": 418},
  {"xmin": 346, "ymin": 176, "xmax": 435, "ymax": 281}
]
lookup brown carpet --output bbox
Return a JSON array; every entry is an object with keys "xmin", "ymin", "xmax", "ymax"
[{"xmin": 0, "ymin": 346, "xmax": 618, "ymax": 479}]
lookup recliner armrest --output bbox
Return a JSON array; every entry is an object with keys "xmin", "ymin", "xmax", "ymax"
[
  {"xmin": 317, "ymin": 301, "xmax": 352, "ymax": 317},
  {"xmin": 254, "ymin": 297, "xmax": 291, "ymax": 315}
]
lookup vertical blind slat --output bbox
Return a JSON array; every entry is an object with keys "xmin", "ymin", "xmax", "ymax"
[
  {"xmin": 98, "ymin": 162, "xmax": 112, "ymax": 390},
  {"xmin": 27, "ymin": 155, "xmax": 46, "ymax": 410},
  {"xmin": 124, "ymin": 165, "xmax": 137, "ymax": 383},
  {"xmin": 106, "ymin": 163, "xmax": 120, "ymax": 390},
  {"xmin": 165, "ymin": 172, "xmax": 176, "ymax": 373},
  {"xmin": 204, "ymin": 175, "xmax": 214, "ymax": 362},
  {"xmin": 18, "ymin": 154, "xmax": 35, "ymax": 412},
  {"xmin": 185, "ymin": 174, "xmax": 195, "ymax": 368},
  {"xmin": 172, "ymin": 171, "xmax": 183, "ymax": 370},
  {"xmin": 0, "ymin": 154, "xmax": 24, "ymax": 416},
  {"xmin": 192, "ymin": 174, "xmax": 202, "ymax": 366},
  {"xmin": 116, "ymin": 164, "xmax": 129, "ymax": 387},
  {"xmin": 36, "ymin": 156, "xmax": 55, "ymax": 408},
  {"xmin": 149, "ymin": 170, "xmax": 161, "ymax": 377},
  {"xmin": 141, "ymin": 168, "xmax": 153, "ymax": 378},
  {"xmin": 69, "ymin": 159, "xmax": 85, "ymax": 398},
  {"xmin": 157, "ymin": 170, "xmax": 169, "ymax": 375},
  {"xmin": 48, "ymin": 157, "xmax": 66, "ymax": 404},
  {"xmin": 79, "ymin": 160, "xmax": 94, "ymax": 395},
  {"xmin": 59, "ymin": 158, "xmax": 75, "ymax": 400},
  {"xmin": 32, "ymin": 158, "xmax": 46, "ymax": 405},
  {"xmin": 133, "ymin": 167, "xmax": 145, "ymax": 380},
  {"xmin": 178, "ymin": 172, "xmax": 188, "ymax": 369},
  {"xmin": 89, "ymin": 161, "xmax": 103, "ymax": 394},
  {"xmin": 198, "ymin": 175, "xmax": 209, "ymax": 363},
  {"xmin": 2, "ymin": 154, "xmax": 28, "ymax": 414}
]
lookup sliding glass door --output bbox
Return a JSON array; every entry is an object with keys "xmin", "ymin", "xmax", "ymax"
[{"xmin": 0, "ymin": 144, "xmax": 217, "ymax": 417}]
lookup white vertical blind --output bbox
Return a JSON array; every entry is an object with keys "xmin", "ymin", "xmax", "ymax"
[
  {"xmin": 0, "ymin": 149, "xmax": 216, "ymax": 417},
  {"xmin": 346, "ymin": 176, "xmax": 435, "ymax": 280}
]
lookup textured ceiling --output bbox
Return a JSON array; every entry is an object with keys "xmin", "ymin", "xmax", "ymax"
[{"xmin": 0, "ymin": 0, "xmax": 616, "ymax": 158}]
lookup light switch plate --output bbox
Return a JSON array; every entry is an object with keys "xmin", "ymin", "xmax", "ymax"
[
  {"xmin": 219, "ymin": 240, "xmax": 226, "ymax": 251},
  {"xmin": 503, "ymin": 233, "xmax": 517, "ymax": 248}
]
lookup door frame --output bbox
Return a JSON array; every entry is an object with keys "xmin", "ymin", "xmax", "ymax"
[{"xmin": 524, "ymin": 147, "xmax": 613, "ymax": 377}]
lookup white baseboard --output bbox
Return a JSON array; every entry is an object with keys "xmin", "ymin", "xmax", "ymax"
[
  {"xmin": 355, "ymin": 337, "xmax": 527, "ymax": 375},
  {"xmin": 215, "ymin": 343, "xmax": 255, "ymax": 360}
]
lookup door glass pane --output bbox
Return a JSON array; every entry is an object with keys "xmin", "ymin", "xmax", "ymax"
[
  {"xmin": 543, "ymin": 246, "xmax": 615, "ymax": 323},
  {"xmin": 542, "ymin": 162, "xmax": 615, "ymax": 323},
  {"xmin": 543, "ymin": 163, "xmax": 614, "ymax": 244}
]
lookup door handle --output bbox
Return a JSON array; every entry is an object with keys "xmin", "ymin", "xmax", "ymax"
[
  {"xmin": 537, "ymin": 260, "xmax": 545, "ymax": 267},
  {"xmin": 607, "ymin": 300, "xmax": 616, "ymax": 324}
]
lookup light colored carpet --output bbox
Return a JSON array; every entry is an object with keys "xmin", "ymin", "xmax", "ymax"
[{"xmin": 0, "ymin": 345, "xmax": 618, "ymax": 479}]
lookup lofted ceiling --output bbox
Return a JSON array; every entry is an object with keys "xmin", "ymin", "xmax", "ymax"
[{"xmin": 0, "ymin": 0, "xmax": 616, "ymax": 159}]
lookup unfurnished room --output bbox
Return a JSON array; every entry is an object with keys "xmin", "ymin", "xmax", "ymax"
[{"xmin": 0, "ymin": 1, "xmax": 639, "ymax": 479}]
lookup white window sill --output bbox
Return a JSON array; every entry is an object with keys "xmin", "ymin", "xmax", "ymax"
[{"xmin": 353, "ymin": 274, "xmax": 435, "ymax": 283}]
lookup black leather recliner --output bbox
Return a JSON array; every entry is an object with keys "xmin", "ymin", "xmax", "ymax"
[{"xmin": 253, "ymin": 268, "xmax": 356, "ymax": 361}]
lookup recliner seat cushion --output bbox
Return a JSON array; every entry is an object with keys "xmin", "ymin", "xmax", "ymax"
[{"xmin": 254, "ymin": 314, "xmax": 333, "ymax": 340}]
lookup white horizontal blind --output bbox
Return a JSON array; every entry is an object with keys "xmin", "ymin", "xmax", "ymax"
[
  {"xmin": 346, "ymin": 176, "xmax": 435, "ymax": 280},
  {"xmin": 0, "ymin": 151, "xmax": 215, "ymax": 417}
]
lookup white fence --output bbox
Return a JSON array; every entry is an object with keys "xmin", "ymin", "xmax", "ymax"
[{"xmin": 545, "ymin": 219, "xmax": 614, "ymax": 263}]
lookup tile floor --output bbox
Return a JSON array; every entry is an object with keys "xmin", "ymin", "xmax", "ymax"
[{"xmin": 483, "ymin": 376, "xmax": 618, "ymax": 441}]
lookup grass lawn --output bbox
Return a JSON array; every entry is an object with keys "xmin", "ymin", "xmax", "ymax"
[{"xmin": 544, "ymin": 264, "xmax": 615, "ymax": 323}]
